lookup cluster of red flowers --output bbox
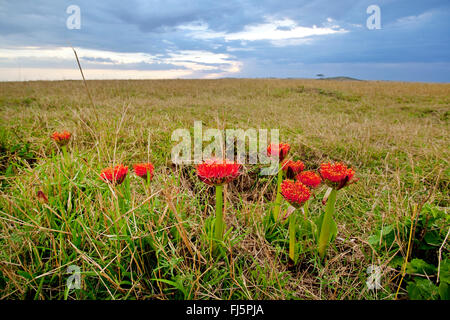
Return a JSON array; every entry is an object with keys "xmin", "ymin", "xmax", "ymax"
[
  {"xmin": 267, "ymin": 143, "xmax": 356, "ymax": 208},
  {"xmin": 49, "ymin": 132, "xmax": 356, "ymax": 198},
  {"xmin": 51, "ymin": 131, "xmax": 71, "ymax": 146},
  {"xmin": 99, "ymin": 162, "xmax": 154, "ymax": 185},
  {"xmin": 49, "ymin": 131, "xmax": 157, "ymax": 187},
  {"xmin": 196, "ymin": 158, "xmax": 241, "ymax": 186}
]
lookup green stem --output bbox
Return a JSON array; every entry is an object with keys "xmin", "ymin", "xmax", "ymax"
[
  {"xmin": 288, "ymin": 212, "xmax": 296, "ymax": 263},
  {"xmin": 146, "ymin": 172, "xmax": 151, "ymax": 187},
  {"xmin": 318, "ymin": 188, "xmax": 337, "ymax": 259},
  {"xmin": 61, "ymin": 145, "xmax": 69, "ymax": 165},
  {"xmin": 214, "ymin": 184, "xmax": 224, "ymax": 241},
  {"xmin": 303, "ymin": 199, "xmax": 310, "ymax": 219},
  {"xmin": 273, "ymin": 164, "xmax": 283, "ymax": 221}
]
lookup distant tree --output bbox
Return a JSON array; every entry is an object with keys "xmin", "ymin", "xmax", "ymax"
[{"xmin": 316, "ymin": 74, "xmax": 325, "ymax": 79}]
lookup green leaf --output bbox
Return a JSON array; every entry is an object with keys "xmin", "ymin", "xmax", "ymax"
[
  {"xmin": 389, "ymin": 256, "xmax": 404, "ymax": 269},
  {"xmin": 368, "ymin": 233, "xmax": 380, "ymax": 246},
  {"xmin": 439, "ymin": 259, "xmax": 450, "ymax": 284},
  {"xmin": 329, "ymin": 219, "xmax": 338, "ymax": 243},
  {"xmin": 406, "ymin": 258, "xmax": 436, "ymax": 275},
  {"xmin": 439, "ymin": 281, "xmax": 450, "ymax": 300},
  {"xmin": 17, "ymin": 270, "xmax": 33, "ymax": 280},
  {"xmin": 314, "ymin": 212, "xmax": 325, "ymax": 241},
  {"xmin": 407, "ymin": 278, "xmax": 439, "ymax": 300},
  {"xmin": 314, "ymin": 212, "xmax": 337, "ymax": 244},
  {"xmin": 424, "ymin": 231, "xmax": 442, "ymax": 246},
  {"xmin": 368, "ymin": 225, "xmax": 395, "ymax": 247}
]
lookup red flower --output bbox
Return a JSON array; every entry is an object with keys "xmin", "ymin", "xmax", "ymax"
[
  {"xmin": 51, "ymin": 131, "xmax": 71, "ymax": 146},
  {"xmin": 100, "ymin": 164, "xmax": 128, "ymax": 185},
  {"xmin": 296, "ymin": 170, "xmax": 322, "ymax": 188},
  {"xmin": 319, "ymin": 162, "xmax": 356, "ymax": 189},
  {"xmin": 267, "ymin": 143, "xmax": 290, "ymax": 162},
  {"xmin": 281, "ymin": 180, "xmax": 311, "ymax": 208},
  {"xmin": 37, "ymin": 190, "xmax": 48, "ymax": 204},
  {"xmin": 196, "ymin": 158, "xmax": 241, "ymax": 186},
  {"xmin": 133, "ymin": 162, "xmax": 154, "ymax": 181},
  {"xmin": 282, "ymin": 160, "xmax": 305, "ymax": 179}
]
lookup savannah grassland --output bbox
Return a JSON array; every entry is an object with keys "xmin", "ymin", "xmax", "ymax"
[{"xmin": 0, "ymin": 78, "xmax": 448, "ymax": 300}]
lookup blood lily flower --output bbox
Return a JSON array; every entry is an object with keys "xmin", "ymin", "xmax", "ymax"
[
  {"xmin": 196, "ymin": 158, "xmax": 241, "ymax": 186},
  {"xmin": 51, "ymin": 131, "xmax": 71, "ymax": 146},
  {"xmin": 280, "ymin": 179, "xmax": 311, "ymax": 264},
  {"xmin": 297, "ymin": 171, "xmax": 322, "ymax": 189},
  {"xmin": 282, "ymin": 160, "xmax": 305, "ymax": 179},
  {"xmin": 100, "ymin": 164, "xmax": 128, "ymax": 185},
  {"xmin": 133, "ymin": 162, "xmax": 154, "ymax": 182},
  {"xmin": 267, "ymin": 143, "xmax": 291, "ymax": 162},
  {"xmin": 267, "ymin": 143, "xmax": 291, "ymax": 222},
  {"xmin": 317, "ymin": 162, "xmax": 357, "ymax": 259},
  {"xmin": 294, "ymin": 170, "xmax": 321, "ymax": 220},
  {"xmin": 319, "ymin": 162, "xmax": 356, "ymax": 190},
  {"xmin": 281, "ymin": 180, "xmax": 311, "ymax": 209},
  {"xmin": 196, "ymin": 158, "xmax": 241, "ymax": 242}
]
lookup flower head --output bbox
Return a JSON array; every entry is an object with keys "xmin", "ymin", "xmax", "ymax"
[
  {"xmin": 281, "ymin": 180, "xmax": 311, "ymax": 208},
  {"xmin": 196, "ymin": 158, "xmax": 241, "ymax": 186},
  {"xmin": 133, "ymin": 162, "xmax": 154, "ymax": 181},
  {"xmin": 282, "ymin": 160, "xmax": 305, "ymax": 179},
  {"xmin": 297, "ymin": 170, "xmax": 322, "ymax": 188},
  {"xmin": 37, "ymin": 190, "xmax": 48, "ymax": 204},
  {"xmin": 319, "ymin": 162, "xmax": 356, "ymax": 189},
  {"xmin": 267, "ymin": 143, "xmax": 290, "ymax": 162},
  {"xmin": 100, "ymin": 164, "xmax": 128, "ymax": 185},
  {"xmin": 51, "ymin": 131, "xmax": 71, "ymax": 146}
]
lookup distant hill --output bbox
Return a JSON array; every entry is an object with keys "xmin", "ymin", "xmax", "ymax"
[{"xmin": 318, "ymin": 76, "xmax": 362, "ymax": 81}]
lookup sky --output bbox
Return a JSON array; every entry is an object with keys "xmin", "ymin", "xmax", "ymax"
[{"xmin": 0, "ymin": 0, "xmax": 449, "ymax": 82}]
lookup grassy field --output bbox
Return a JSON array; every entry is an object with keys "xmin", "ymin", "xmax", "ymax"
[{"xmin": 0, "ymin": 79, "xmax": 448, "ymax": 300}]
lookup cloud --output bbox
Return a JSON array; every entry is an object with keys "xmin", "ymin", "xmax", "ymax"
[
  {"xmin": 394, "ymin": 11, "xmax": 433, "ymax": 26},
  {"xmin": 181, "ymin": 17, "xmax": 347, "ymax": 45},
  {"xmin": 0, "ymin": 46, "xmax": 242, "ymax": 80},
  {"xmin": 0, "ymin": 0, "xmax": 449, "ymax": 81},
  {"xmin": 0, "ymin": 67, "xmax": 193, "ymax": 81}
]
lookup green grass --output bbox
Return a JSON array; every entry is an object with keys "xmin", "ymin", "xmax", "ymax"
[{"xmin": 0, "ymin": 79, "xmax": 448, "ymax": 300}]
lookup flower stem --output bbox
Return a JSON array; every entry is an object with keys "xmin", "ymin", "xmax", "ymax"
[
  {"xmin": 214, "ymin": 184, "xmax": 224, "ymax": 241},
  {"xmin": 146, "ymin": 172, "xmax": 151, "ymax": 187},
  {"xmin": 303, "ymin": 199, "xmax": 310, "ymax": 219},
  {"xmin": 273, "ymin": 164, "xmax": 283, "ymax": 221},
  {"xmin": 288, "ymin": 212, "xmax": 296, "ymax": 263},
  {"xmin": 318, "ymin": 188, "xmax": 337, "ymax": 259},
  {"xmin": 61, "ymin": 145, "xmax": 68, "ymax": 166}
]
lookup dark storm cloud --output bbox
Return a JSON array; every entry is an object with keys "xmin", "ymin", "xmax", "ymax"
[{"xmin": 0, "ymin": 0, "xmax": 449, "ymax": 81}]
